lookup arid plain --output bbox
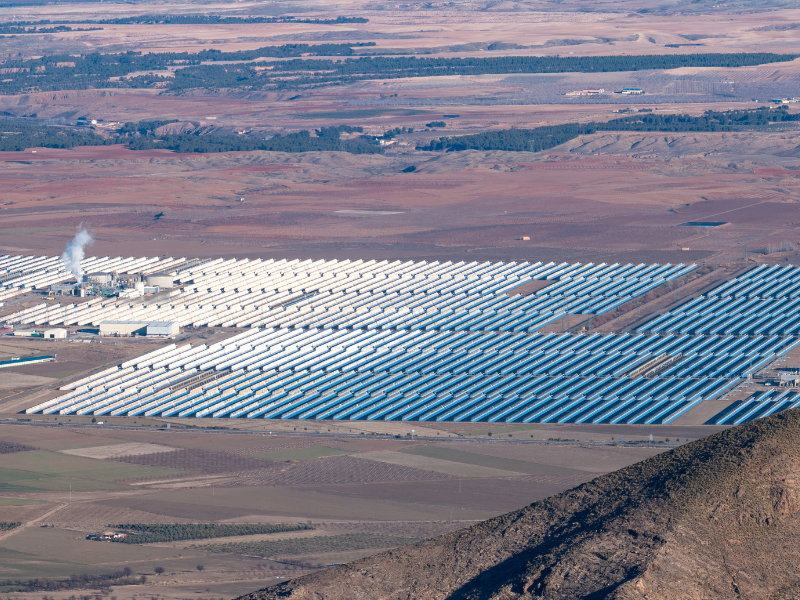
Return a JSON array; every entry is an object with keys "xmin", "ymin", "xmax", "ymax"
[{"xmin": 1, "ymin": 0, "xmax": 800, "ymax": 264}]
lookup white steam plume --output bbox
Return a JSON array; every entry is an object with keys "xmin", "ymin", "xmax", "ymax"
[{"xmin": 61, "ymin": 228, "xmax": 94, "ymax": 283}]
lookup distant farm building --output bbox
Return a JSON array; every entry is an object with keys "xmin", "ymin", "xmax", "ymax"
[{"xmin": 566, "ymin": 89, "xmax": 605, "ymax": 96}]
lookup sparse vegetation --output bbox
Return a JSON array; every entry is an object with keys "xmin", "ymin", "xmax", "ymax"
[{"xmin": 0, "ymin": 521, "xmax": 22, "ymax": 531}]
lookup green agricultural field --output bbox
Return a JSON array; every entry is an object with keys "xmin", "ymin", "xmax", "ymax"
[
  {"xmin": 0, "ymin": 497, "xmax": 47, "ymax": 506},
  {"xmin": 250, "ymin": 446, "xmax": 355, "ymax": 462},
  {"xmin": 0, "ymin": 451, "xmax": 184, "ymax": 490},
  {"xmin": 398, "ymin": 446, "xmax": 584, "ymax": 476}
]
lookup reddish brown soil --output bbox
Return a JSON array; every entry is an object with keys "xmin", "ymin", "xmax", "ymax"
[{"xmin": 2, "ymin": 143, "xmax": 799, "ymax": 264}]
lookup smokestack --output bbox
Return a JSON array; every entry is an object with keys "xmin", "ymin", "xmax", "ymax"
[{"xmin": 61, "ymin": 228, "xmax": 94, "ymax": 284}]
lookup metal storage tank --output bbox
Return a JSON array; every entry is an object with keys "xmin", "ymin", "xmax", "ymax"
[{"xmin": 146, "ymin": 273, "xmax": 176, "ymax": 288}]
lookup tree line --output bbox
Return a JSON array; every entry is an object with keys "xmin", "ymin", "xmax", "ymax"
[
  {"xmin": 108, "ymin": 523, "xmax": 312, "ymax": 543},
  {"xmin": 0, "ymin": 119, "xmax": 380, "ymax": 154},
  {"xmin": 0, "ymin": 440, "xmax": 35, "ymax": 453},
  {"xmin": 0, "ymin": 24, "xmax": 101, "ymax": 34},
  {"xmin": 207, "ymin": 532, "xmax": 419, "ymax": 558},
  {"xmin": 5, "ymin": 15, "xmax": 368, "ymax": 25},
  {"xmin": 169, "ymin": 52, "xmax": 800, "ymax": 91},
  {"xmin": 418, "ymin": 106, "xmax": 800, "ymax": 152},
  {"xmin": 0, "ymin": 50, "xmax": 795, "ymax": 95},
  {"xmin": 0, "ymin": 43, "xmax": 376, "ymax": 95},
  {"xmin": 0, "ymin": 120, "xmax": 114, "ymax": 151},
  {"xmin": 127, "ymin": 130, "xmax": 383, "ymax": 154},
  {"xmin": 0, "ymin": 568, "xmax": 147, "ymax": 592},
  {"xmin": 3, "ymin": 107, "xmax": 795, "ymax": 155}
]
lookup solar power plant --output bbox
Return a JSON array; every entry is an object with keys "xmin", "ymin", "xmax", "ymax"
[
  {"xmin": 711, "ymin": 390, "xmax": 800, "ymax": 426},
  {"xmin": 8, "ymin": 254, "xmax": 800, "ymax": 425},
  {"xmin": 0, "ymin": 254, "xmax": 190, "ymax": 302},
  {"xmin": 637, "ymin": 264, "xmax": 800, "ymax": 337},
  {"xmin": 638, "ymin": 263, "xmax": 800, "ymax": 425},
  {"xmin": 27, "ymin": 329, "xmax": 794, "ymax": 424},
  {"xmin": 4, "ymin": 256, "xmax": 693, "ymax": 330}
]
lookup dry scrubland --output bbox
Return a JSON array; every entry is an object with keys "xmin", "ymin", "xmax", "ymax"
[{"xmin": 3, "ymin": 131, "xmax": 800, "ymax": 264}]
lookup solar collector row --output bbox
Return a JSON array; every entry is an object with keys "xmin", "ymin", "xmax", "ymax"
[
  {"xmin": 5, "ymin": 257, "xmax": 693, "ymax": 334},
  {"xmin": 711, "ymin": 390, "xmax": 800, "ymax": 425},
  {"xmin": 30, "ymin": 328, "xmax": 792, "ymax": 422},
  {"xmin": 37, "ymin": 368, "xmax": 738, "ymax": 425}
]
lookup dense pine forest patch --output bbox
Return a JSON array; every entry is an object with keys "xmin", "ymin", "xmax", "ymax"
[{"xmin": 418, "ymin": 106, "xmax": 800, "ymax": 152}]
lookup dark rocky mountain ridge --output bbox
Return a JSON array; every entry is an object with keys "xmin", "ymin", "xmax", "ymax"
[{"xmin": 239, "ymin": 410, "xmax": 800, "ymax": 599}]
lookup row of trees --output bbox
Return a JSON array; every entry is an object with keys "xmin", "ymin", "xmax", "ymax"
[
  {"xmin": 5, "ymin": 15, "xmax": 368, "ymax": 25},
  {"xmin": 418, "ymin": 106, "xmax": 800, "ymax": 152},
  {"xmin": 208, "ymin": 533, "xmax": 418, "ymax": 558},
  {"xmin": 0, "ymin": 120, "xmax": 113, "ymax": 151},
  {"xmin": 0, "ymin": 25, "xmax": 100, "ymax": 33},
  {"xmin": 0, "ymin": 43, "xmax": 376, "ymax": 95},
  {"xmin": 0, "ymin": 50, "xmax": 795, "ymax": 94},
  {"xmin": 109, "ymin": 523, "xmax": 311, "ymax": 544},
  {"xmin": 168, "ymin": 51, "xmax": 800, "ymax": 91},
  {"xmin": 0, "ymin": 119, "xmax": 380, "ymax": 154},
  {"xmin": 4, "ymin": 107, "xmax": 795, "ymax": 154},
  {"xmin": 0, "ymin": 440, "xmax": 36, "ymax": 453},
  {"xmin": 127, "ymin": 130, "xmax": 385, "ymax": 154},
  {"xmin": 0, "ymin": 568, "xmax": 145, "ymax": 592}
]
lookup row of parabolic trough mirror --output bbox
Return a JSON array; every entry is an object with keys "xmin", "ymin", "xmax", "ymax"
[
  {"xmin": 3, "ymin": 256, "xmax": 694, "ymax": 333},
  {"xmin": 15, "ymin": 257, "xmax": 800, "ymax": 425},
  {"xmin": 27, "ymin": 325, "xmax": 797, "ymax": 424},
  {"xmin": 0, "ymin": 254, "xmax": 196, "ymax": 301}
]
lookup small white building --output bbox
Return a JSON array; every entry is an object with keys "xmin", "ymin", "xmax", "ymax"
[
  {"xmin": 44, "ymin": 329, "xmax": 67, "ymax": 339},
  {"xmin": 146, "ymin": 321, "xmax": 179, "ymax": 337},
  {"xmin": 99, "ymin": 320, "xmax": 178, "ymax": 337}
]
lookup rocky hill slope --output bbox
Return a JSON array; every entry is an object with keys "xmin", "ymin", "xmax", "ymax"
[{"xmin": 238, "ymin": 410, "xmax": 800, "ymax": 599}]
